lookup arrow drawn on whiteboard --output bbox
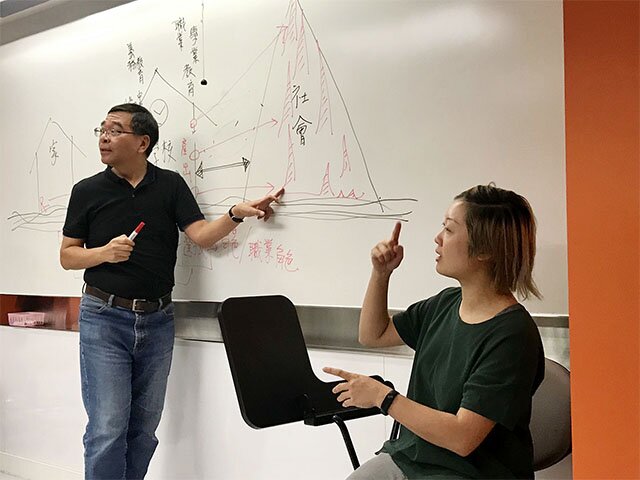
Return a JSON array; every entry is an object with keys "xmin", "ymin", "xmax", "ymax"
[{"xmin": 195, "ymin": 157, "xmax": 251, "ymax": 178}]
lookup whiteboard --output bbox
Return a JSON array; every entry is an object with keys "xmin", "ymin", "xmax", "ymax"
[{"xmin": 0, "ymin": 0, "xmax": 567, "ymax": 313}]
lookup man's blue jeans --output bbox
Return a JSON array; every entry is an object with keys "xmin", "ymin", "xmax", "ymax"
[{"xmin": 79, "ymin": 293, "xmax": 175, "ymax": 480}]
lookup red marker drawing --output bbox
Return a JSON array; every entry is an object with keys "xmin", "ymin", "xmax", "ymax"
[{"xmin": 128, "ymin": 222, "xmax": 145, "ymax": 241}]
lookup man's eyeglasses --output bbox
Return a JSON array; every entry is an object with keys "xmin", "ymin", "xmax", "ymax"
[{"xmin": 94, "ymin": 127, "xmax": 137, "ymax": 138}]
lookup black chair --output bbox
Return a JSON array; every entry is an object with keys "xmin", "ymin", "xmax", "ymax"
[
  {"xmin": 531, "ymin": 358, "xmax": 572, "ymax": 471},
  {"xmin": 217, "ymin": 294, "xmax": 393, "ymax": 469}
]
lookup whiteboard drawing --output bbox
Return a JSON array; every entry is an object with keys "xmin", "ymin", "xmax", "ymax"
[
  {"xmin": 1, "ymin": 0, "xmax": 567, "ymax": 311},
  {"xmin": 7, "ymin": 118, "xmax": 86, "ymax": 232},
  {"xmin": 137, "ymin": 0, "xmax": 416, "ymax": 224},
  {"xmin": 7, "ymin": 0, "xmax": 416, "ymax": 281}
]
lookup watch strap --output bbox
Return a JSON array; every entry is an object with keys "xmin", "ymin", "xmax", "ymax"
[
  {"xmin": 228, "ymin": 205, "xmax": 244, "ymax": 223},
  {"xmin": 380, "ymin": 389, "xmax": 399, "ymax": 416}
]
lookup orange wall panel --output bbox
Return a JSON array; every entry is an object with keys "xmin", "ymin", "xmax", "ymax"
[{"xmin": 564, "ymin": 1, "xmax": 640, "ymax": 478}]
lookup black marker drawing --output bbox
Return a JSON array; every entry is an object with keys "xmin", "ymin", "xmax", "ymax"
[{"xmin": 8, "ymin": 119, "xmax": 86, "ymax": 232}]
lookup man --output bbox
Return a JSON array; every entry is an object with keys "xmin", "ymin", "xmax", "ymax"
[{"xmin": 60, "ymin": 103, "xmax": 283, "ymax": 479}]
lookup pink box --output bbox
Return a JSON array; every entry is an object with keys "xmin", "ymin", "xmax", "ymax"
[{"xmin": 8, "ymin": 311, "xmax": 46, "ymax": 327}]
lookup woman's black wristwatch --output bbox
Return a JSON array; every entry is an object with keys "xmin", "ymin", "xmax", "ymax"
[{"xmin": 380, "ymin": 389, "xmax": 399, "ymax": 416}]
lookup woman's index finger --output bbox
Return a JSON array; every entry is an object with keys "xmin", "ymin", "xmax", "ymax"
[{"xmin": 391, "ymin": 221, "xmax": 402, "ymax": 244}]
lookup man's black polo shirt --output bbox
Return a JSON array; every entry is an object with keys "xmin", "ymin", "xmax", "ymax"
[{"xmin": 63, "ymin": 162, "xmax": 204, "ymax": 299}]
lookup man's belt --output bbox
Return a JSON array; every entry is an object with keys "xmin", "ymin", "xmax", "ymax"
[{"xmin": 84, "ymin": 285, "xmax": 171, "ymax": 313}]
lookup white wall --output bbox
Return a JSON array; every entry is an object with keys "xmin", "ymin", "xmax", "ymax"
[
  {"xmin": 0, "ymin": 327, "xmax": 571, "ymax": 479},
  {"xmin": 0, "ymin": 327, "xmax": 402, "ymax": 479}
]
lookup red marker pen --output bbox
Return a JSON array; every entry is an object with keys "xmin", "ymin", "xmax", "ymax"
[{"xmin": 128, "ymin": 222, "xmax": 145, "ymax": 241}]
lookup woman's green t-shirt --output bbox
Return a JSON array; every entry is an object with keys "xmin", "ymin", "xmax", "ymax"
[{"xmin": 381, "ymin": 287, "xmax": 545, "ymax": 479}]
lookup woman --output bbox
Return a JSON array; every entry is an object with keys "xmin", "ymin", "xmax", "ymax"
[{"xmin": 324, "ymin": 184, "xmax": 545, "ymax": 479}]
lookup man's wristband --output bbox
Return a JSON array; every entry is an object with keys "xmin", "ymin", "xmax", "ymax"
[
  {"xmin": 228, "ymin": 205, "xmax": 244, "ymax": 223},
  {"xmin": 380, "ymin": 389, "xmax": 399, "ymax": 416}
]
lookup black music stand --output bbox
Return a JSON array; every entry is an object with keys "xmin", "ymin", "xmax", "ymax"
[{"xmin": 217, "ymin": 295, "xmax": 393, "ymax": 469}]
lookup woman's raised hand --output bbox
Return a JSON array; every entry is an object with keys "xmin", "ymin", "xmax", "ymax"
[{"xmin": 370, "ymin": 221, "xmax": 404, "ymax": 275}]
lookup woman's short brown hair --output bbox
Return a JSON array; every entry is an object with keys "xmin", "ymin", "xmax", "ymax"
[{"xmin": 455, "ymin": 184, "xmax": 541, "ymax": 300}]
